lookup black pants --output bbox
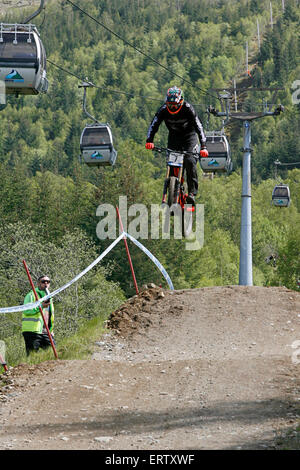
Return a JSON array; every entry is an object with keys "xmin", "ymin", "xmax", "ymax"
[
  {"xmin": 183, "ymin": 154, "xmax": 198, "ymax": 195},
  {"xmin": 169, "ymin": 144, "xmax": 199, "ymax": 196},
  {"xmin": 22, "ymin": 332, "xmax": 56, "ymax": 356}
]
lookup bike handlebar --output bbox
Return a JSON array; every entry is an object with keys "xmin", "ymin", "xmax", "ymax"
[{"xmin": 153, "ymin": 146, "xmax": 200, "ymax": 157}]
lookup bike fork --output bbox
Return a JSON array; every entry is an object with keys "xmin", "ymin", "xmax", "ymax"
[
  {"xmin": 174, "ymin": 167, "xmax": 183, "ymax": 204},
  {"xmin": 162, "ymin": 167, "xmax": 170, "ymax": 204}
]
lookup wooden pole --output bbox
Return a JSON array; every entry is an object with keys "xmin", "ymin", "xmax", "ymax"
[
  {"xmin": 116, "ymin": 207, "xmax": 139, "ymax": 295},
  {"xmin": 22, "ymin": 260, "xmax": 58, "ymax": 359}
]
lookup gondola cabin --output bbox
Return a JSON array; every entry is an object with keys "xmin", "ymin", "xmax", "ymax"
[
  {"xmin": 80, "ymin": 124, "xmax": 117, "ymax": 167},
  {"xmin": 271, "ymin": 184, "xmax": 291, "ymax": 208},
  {"xmin": 200, "ymin": 131, "xmax": 232, "ymax": 174},
  {"xmin": 0, "ymin": 23, "xmax": 48, "ymax": 95}
]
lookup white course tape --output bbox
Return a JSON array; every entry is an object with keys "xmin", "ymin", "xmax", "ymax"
[
  {"xmin": 0, "ymin": 233, "xmax": 125, "ymax": 315},
  {"xmin": 124, "ymin": 232, "xmax": 174, "ymax": 290},
  {"xmin": 0, "ymin": 231, "xmax": 174, "ymax": 314}
]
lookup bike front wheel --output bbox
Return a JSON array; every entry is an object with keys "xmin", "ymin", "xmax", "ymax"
[{"xmin": 168, "ymin": 176, "xmax": 177, "ymax": 207}]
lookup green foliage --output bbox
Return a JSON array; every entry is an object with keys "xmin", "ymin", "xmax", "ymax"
[
  {"xmin": 4, "ymin": 314, "xmax": 111, "ymax": 366},
  {"xmin": 0, "ymin": 0, "xmax": 299, "ymax": 366},
  {"xmin": 0, "ymin": 222, "xmax": 125, "ymax": 363},
  {"xmin": 276, "ymin": 218, "xmax": 300, "ymax": 289}
]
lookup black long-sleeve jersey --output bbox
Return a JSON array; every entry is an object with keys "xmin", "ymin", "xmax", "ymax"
[{"xmin": 146, "ymin": 101, "xmax": 206, "ymax": 151}]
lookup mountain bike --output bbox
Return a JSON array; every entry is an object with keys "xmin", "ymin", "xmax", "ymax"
[{"xmin": 153, "ymin": 146, "xmax": 199, "ymax": 238}]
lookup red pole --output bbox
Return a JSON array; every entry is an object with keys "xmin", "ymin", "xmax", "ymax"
[
  {"xmin": 116, "ymin": 206, "xmax": 139, "ymax": 295},
  {"xmin": 22, "ymin": 260, "xmax": 58, "ymax": 359},
  {"xmin": 0, "ymin": 353, "xmax": 8, "ymax": 372}
]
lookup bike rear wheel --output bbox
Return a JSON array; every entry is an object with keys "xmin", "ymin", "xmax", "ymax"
[
  {"xmin": 165, "ymin": 169, "xmax": 194, "ymax": 238},
  {"xmin": 182, "ymin": 206, "xmax": 194, "ymax": 238},
  {"xmin": 181, "ymin": 172, "xmax": 194, "ymax": 238}
]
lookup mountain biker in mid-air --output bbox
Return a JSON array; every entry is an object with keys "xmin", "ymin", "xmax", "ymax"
[{"xmin": 145, "ymin": 86, "xmax": 209, "ymax": 206}]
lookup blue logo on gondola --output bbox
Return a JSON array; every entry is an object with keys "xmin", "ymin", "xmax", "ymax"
[
  {"xmin": 91, "ymin": 151, "xmax": 104, "ymax": 159},
  {"xmin": 208, "ymin": 159, "xmax": 219, "ymax": 166},
  {"xmin": 5, "ymin": 70, "xmax": 24, "ymax": 83}
]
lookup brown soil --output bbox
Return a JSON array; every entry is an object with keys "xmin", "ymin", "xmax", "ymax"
[{"xmin": 0, "ymin": 285, "xmax": 300, "ymax": 450}]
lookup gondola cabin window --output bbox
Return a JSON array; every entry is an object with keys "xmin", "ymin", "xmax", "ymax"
[
  {"xmin": 273, "ymin": 186, "xmax": 289, "ymax": 197},
  {"xmin": 0, "ymin": 33, "xmax": 37, "ymax": 60},
  {"xmin": 206, "ymin": 138, "xmax": 228, "ymax": 158},
  {"xmin": 81, "ymin": 127, "xmax": 111, "ymax": 147}
]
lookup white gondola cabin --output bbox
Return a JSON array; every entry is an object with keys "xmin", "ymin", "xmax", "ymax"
[
  {"xmin": 271, "ymin": 183, "xmax": 291, "ymax": 208},
  {"xmin": 200, "ymin": 131, "xmax": 232, "ymax": 174},
  {"xmin": 80, "ymin": 124, "xmax": 117, "ymax": 167},
  {"xmin": 0, "ymin": 23, "xmax": 48, "ymax": 95}
]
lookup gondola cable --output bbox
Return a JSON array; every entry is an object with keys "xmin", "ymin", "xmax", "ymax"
[
  {"xmin": 274, "ymin": 161, "xmax": 300, "ymax": 166},
  {"xmin": 46, "ymin": 58, "xmax": 161, "ymax": 101},
  {"xmin": 46, "ymin": 58, "xmax": 171, "ymax": 102},
  {"xmin": 64, "ymin": 0, "xmax": 219, "ymax": 102},
  {"xmin": 46, "ymin": 58, "xmax": 207, "ymax": 109}
]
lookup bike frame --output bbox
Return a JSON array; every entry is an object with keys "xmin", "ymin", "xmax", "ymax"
[
  {"xmin": 155, "ymin": 147, "xmax": 197, "ymax": 212},
  {"xmin": 152, "ymin": 147, "xmax": 199, "ymax": 238}
]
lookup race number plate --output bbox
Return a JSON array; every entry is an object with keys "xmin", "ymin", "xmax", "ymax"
[{"xmin": 167, "ymin": 152, "xmax": 184, "ymax": 166}]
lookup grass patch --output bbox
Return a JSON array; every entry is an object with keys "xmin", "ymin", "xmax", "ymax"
[
  {"xmin": 14, "ymin": 315, "xmax": 112, "ymax": 366},
  {"xmin": 275, "ymin": 428, "xmax": 300, "ymax": 450},
  {"xmin": 274, "ymin": 414, "xmax": 300, "ymax": 450},
  {"xmin": 55, "ymin": 315, "xmax": 110, "ymax": 361}
]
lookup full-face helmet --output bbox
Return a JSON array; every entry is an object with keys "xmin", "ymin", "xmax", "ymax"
[{"xmin": 165, "ymin": 86, "xmax": 184, "ymax": 114}]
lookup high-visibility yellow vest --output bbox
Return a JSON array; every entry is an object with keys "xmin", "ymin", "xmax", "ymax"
[{"xmin": 22, "ymin": 288, "xmax": 54, "ymax": 334}]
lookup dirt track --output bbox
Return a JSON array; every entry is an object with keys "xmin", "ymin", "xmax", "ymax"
[{"xmin": 0, "ymin": 285, "xmax": 300, "ymax": 450}]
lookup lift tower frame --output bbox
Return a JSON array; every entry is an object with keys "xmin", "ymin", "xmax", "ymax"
[{"xmin": 209, "ymin": 87, "xmax": 284, "ymax": 286}]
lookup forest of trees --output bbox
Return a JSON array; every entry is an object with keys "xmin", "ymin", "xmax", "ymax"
[{"xmin": 0, "ymin": 0, "xmax": 299, "ymax": 362}]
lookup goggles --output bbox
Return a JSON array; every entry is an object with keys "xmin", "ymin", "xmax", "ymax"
[
  {"xmin": 166, "ymin": 101, "xmax": 181, "ymax": 110},
  {"xmin": 166, "ymin": 99, "xmax": 183, "ymax": 113}
]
